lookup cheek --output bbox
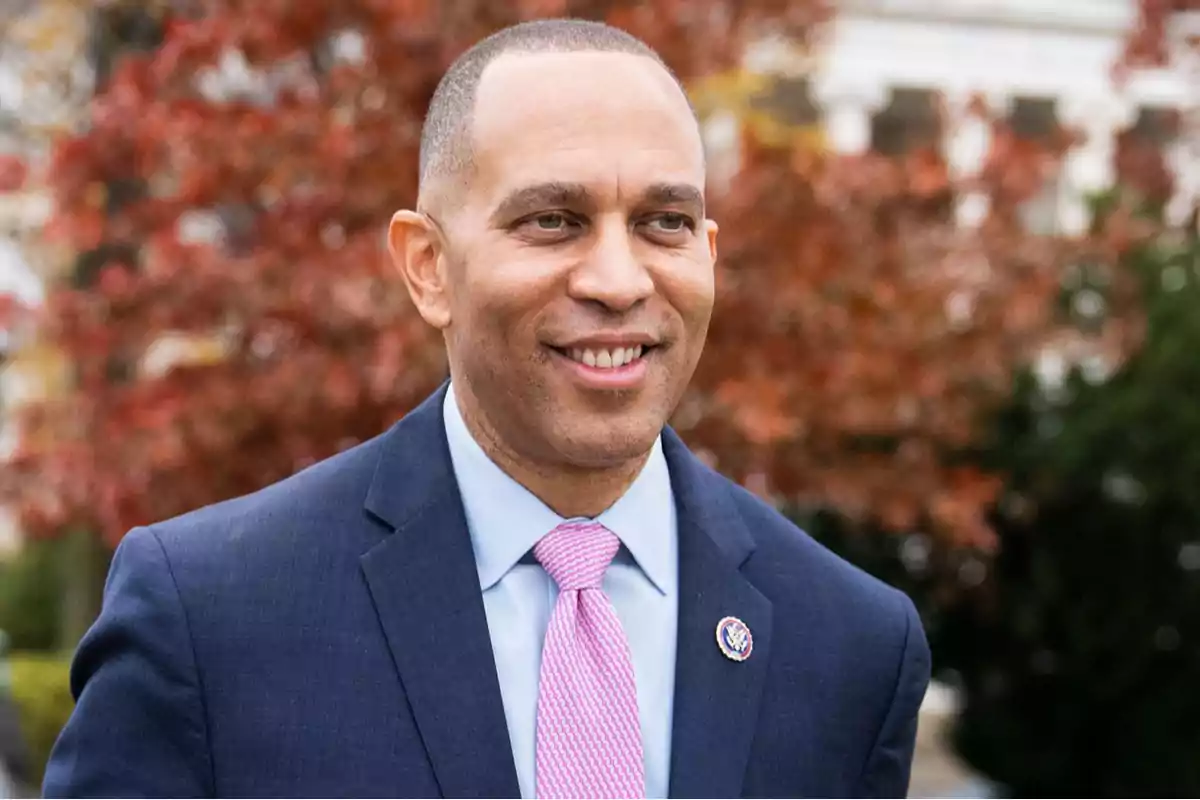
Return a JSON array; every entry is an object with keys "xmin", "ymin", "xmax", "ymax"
[
  {"xmin": 455, "ymin": 259, "xmax": 554, "ymax": 348},
  {"xmin": 660, "ymin": 258, "xmax": 715, "ymax": 325}
]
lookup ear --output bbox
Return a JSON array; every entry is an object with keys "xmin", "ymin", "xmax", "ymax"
[
  {"xmin": 388, "ymin": 210, "xmax": 452, "ymax": 330},
  {"xmin": 704, "ymin": 218, "xmax": 719, "ymax": 264}
]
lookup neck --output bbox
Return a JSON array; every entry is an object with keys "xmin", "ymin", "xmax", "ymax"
[
  {"xmin": 454, "ymin": 388, "xmax": 650, "ymax": 519},
  {"xmin": 500, "ymin": 450, "xmax": 648, "ymax": 519}
]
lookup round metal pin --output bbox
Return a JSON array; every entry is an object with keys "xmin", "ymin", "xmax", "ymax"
[{"xmin": 715, "ymin": 616, "xmax": 753, "ymax": 662}]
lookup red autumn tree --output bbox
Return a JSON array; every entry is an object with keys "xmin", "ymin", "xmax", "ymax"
[
  {"xmin": 1122, "ymin": 0, "xmax": 1200, "ymax": 70},
  {"xmin": 0, "ymin": 0, "xmax": 1170, "ymax": 552}
]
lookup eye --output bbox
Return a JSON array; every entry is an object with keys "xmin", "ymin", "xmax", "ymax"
[
  {"xmin": 533, "ymin": 212, "xmax": 571, "ymax": 230},
  {"xmin": 514, "ymin": 212, "xmax": 584, "ymax": 240},
  {"xmin": 645, "ymin": 212, "xmax": 696, "ymax": 235}
]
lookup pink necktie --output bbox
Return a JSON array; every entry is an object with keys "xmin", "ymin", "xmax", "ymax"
[{"xmin": 533, "ymin": 520, "xmax": 645, "ymax": 799}]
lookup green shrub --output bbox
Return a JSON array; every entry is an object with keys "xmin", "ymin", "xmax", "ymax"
[
  {"xmin": 939, "ymin": 238, "xmax": 1200, "ymax": 795},
  {"xmin": 9, "ymin": 653, "xmax": 73, "ymax": 787},
  {"xmin": 0, "ymin": 539, "xmax": 64, "ymax": 652},
  {"xmin": 798, "ymin": 236, "xmax": 1200, "ymax": 795}
]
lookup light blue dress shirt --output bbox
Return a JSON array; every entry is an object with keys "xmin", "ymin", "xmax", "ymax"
[{"xmin": 442, "ymin": 384, "xmax": 679, "ymax": 799}]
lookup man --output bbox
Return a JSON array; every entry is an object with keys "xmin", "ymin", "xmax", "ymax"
[{"xmin": 44, "ymin": 18, "xmax": 930, "ymax": 799}]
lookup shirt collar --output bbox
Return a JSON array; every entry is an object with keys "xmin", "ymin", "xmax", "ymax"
[{"xmin": 442, "ymin": 383, "xmax": 676, "ymax": 596}]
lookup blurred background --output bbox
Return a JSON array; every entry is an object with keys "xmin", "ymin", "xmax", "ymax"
[{"xmin": 0, "ymin": 0, "xmax": 1197, "ymax": 796}]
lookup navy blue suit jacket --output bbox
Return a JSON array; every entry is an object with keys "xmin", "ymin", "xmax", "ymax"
[{"xmin": 44, "ymin": 385, "xmax": 930, "ymax": 798}]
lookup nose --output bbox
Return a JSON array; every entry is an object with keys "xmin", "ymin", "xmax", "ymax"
[{"xmin": 567, "ymin": 219, "xmax": 655, "ymax": 313}]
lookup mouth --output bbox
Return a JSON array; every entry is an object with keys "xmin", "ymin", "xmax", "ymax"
[
  {"xmin": 544, "ymin": 342, "xmax": 659, "ymax": 390},
  {"xmin": 550, "ymin": 344, "xmax": 653, "ymax": 370}
]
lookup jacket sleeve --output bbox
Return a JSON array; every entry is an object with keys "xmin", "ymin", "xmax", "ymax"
[
  {"xmin": 42, "ymin": 526, "xmax": 214, "ymax": 798},
  {"xmin": 856, "ymin": 593, "xmax": 932, "ymax": 798}
]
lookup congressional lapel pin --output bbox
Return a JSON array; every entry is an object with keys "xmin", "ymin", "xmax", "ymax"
[{"xmin": 715, "ymin": 616, "xmax": 753, "ymax": 662}]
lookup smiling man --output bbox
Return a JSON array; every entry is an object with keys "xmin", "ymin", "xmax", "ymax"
[{"xmin": 44, "ymin": 18, "xmax": 930, "ymax": 800}]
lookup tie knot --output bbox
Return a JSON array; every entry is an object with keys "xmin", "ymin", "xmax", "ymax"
[{"xmin": 534, "ymin": 520, "xmax": 620, "ymax": 591}]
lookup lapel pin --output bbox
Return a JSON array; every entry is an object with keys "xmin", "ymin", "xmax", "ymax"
[{"xmin": 716, "ymin": 616, "xmax": 753, "ymax": 662}]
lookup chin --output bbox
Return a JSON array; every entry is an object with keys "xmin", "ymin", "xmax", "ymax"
[{"xmin": 550, "ymin": 414, "xmax": 664, "ymax": 469}]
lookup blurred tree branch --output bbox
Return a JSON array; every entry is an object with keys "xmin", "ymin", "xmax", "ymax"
[{"xmin": 0, "ymin": 0, "xmax": 1188, "ymax": 560}]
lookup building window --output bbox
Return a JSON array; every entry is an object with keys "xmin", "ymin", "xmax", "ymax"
[
  {"xmin": 1011, "ymin": 97, "xmax": 1061, "ymax": 235},
  {"xmin": 871, "ymin": 88, "xmax": 940, "ymax": 157}
]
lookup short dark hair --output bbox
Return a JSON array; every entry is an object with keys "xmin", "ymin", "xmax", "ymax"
[{"xmin": 417, "ymin": 18, "xmax": 688, "ymax": 196}]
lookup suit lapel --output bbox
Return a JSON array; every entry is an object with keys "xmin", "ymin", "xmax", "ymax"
[
  {"xmin": 356, "ymin": 388, "xmax": 773, "ymax": 798},
  {"xmin": 663, "ymin": 430, "xmax": 774, "ymax": 799},
  {"xmin": 359, "ymin": 385, "xmax": 521, "ymax": 799}
]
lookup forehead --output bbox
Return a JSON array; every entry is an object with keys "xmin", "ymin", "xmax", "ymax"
[{"xmin": 468, "ymin": 51, "xmax": 705, "ymax": 206}]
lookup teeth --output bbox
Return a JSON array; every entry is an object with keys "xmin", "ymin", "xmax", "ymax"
[{"xmin": 567, "ymin": 345, "xmax": 645, "ymax": 369}]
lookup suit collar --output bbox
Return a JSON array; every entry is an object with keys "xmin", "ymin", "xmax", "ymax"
[
  {"xmin": 360, "ymin": 382, "xmax": 521, "ymax": 798},
  {"xmin": 440, "ymin": 382, "xmax": 562, "ymax": 591},
  {"xmin": 659, "ymin": 427, "xmax": 756, "ymax": 567},
  {"xmin": 660, "ymin": 427, "xmax": 774, "ymax": 798},
  {"xmin": 442, "ymin": 381, "xmax": 676, "ymax": 595},
  {"xmin": 362, "ymin": 383, "xmax": 450, "ymax": 533},
  {"xmin": 361, "ymin": 383, "xmax": 772, "ymax": 799},
  {"xmin": 362, "ymin": 383, "xmax": 756, "ymax": 573}
]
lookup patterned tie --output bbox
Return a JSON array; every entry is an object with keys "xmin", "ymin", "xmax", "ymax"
[{"xmin": 533, "ymin": 520, "xmax": 645, "ymax": 799}]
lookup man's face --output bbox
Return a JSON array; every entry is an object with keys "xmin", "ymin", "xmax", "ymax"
[{"xmin": 407, "ymin": 50, "xmax": 716, "ymax": 470}]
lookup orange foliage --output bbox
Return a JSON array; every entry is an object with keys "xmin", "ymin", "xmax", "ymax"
[{"xmin": 0, "ymin": 0, "xmax": 1175, "ymax": 549}]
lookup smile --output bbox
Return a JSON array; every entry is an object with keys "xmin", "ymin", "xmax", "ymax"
[
  {"xmin": 564, "ymin": 345, "xmax": 645, "ymax": 369},
  {"xmin": 546, "ymin": 342, "xmax": 657, "ymax": 390}
]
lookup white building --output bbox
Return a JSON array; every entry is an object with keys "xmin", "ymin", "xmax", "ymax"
[
  {"xmin": 0, "ymin": 0, "xmax": 90, "ymax": 558},
  {"xmin": 0, "ymin": 222, "xmax": 44, "ymax": 558},
  {"xmin": 0, "ymin": 168, "xmax": 52, "ymax": 559},
  {"xmin": 725, "ymin": 0, "xmax": 1197, "ymax": 234}
]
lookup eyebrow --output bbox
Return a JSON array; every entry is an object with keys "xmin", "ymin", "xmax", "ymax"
[
  {"xmin": 639, "ymin": 183, "xmax": 705, "ymax": 216},
  {"xmin": 488, "ymin": 181, "xmax": 705, "ymax": 227},
  {"xmin": 490, "ymin": 182, "xmax": 594, "ymax": 226}
]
